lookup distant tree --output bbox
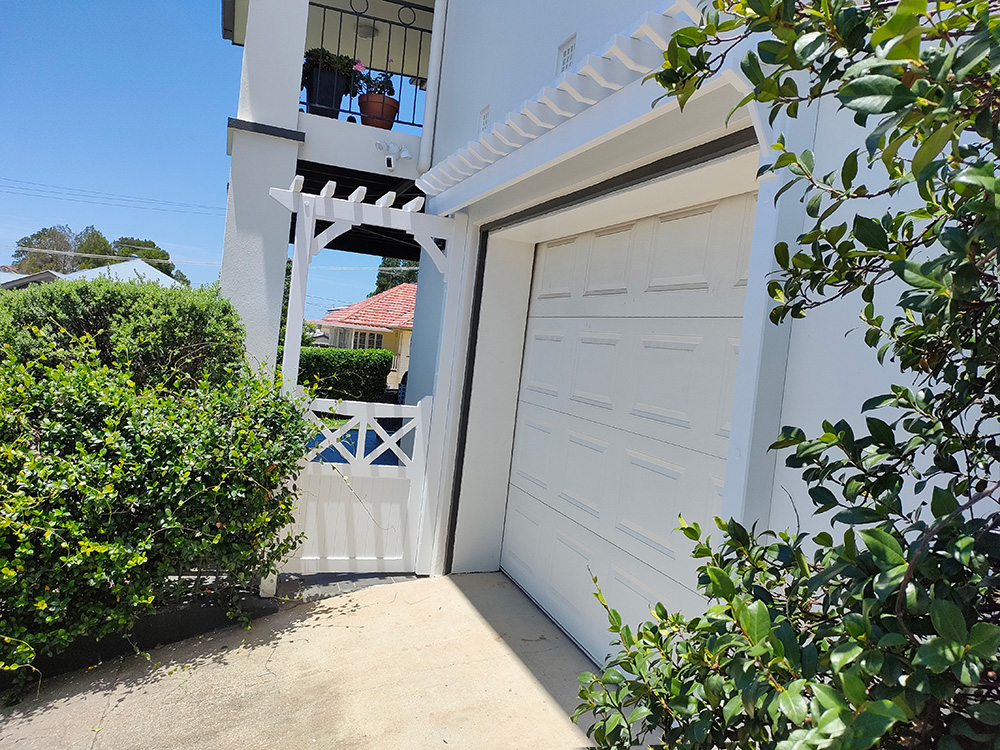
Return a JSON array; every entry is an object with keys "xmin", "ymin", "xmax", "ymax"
[
  {"xmin": 74, "ymin": 226, "xmax": 116, "ymax": 270},
  {"xmin": 13, "ymin": 226, "xmax": 75, "ymax": 273},
  {"xmin": 12, "ymin": 227, "xmax": 189, "ymax": 281},
  {"xmin": 369, "ymin": 256, "xmax": 418, "ymax": 297},
  {"xmin": 113, "ymin": 237, "xmax": 176, "ymax": 277}
]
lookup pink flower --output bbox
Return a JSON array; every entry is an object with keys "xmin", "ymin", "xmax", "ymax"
[
  {"xmin": 353, "ymin": 61, "xmax": 366, "ymax": 72},
  {"xmin": 387, "ymin": 57, "xmax": 393, "ymax": 63}
]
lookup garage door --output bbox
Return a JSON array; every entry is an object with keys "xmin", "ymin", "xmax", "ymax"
[{"xmin": 499, "ymin": 192, "xmax": 757, "ymax": 662}]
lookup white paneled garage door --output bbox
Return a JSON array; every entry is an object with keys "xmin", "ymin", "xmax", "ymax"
[{"xmin": 500, "ymin": 192, "xmax": 757, "ymax": 662}]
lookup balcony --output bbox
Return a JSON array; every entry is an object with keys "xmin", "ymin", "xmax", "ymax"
[{"xmin": 301, "ymin": 0, "xmax": 432, "ymax": 135}]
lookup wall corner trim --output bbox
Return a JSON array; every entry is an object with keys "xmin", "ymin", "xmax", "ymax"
[{"xmin": 227, "ymin": 117, "xmax": 306, "ymax": 143}]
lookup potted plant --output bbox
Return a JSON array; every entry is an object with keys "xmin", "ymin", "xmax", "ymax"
[
  {"xmin": 301, "ymin": 48, "xmax": 359, "ymax": 117},
  {"xmin": 354, "ymin": 61, "xmax": 399, "ymax": 129}
]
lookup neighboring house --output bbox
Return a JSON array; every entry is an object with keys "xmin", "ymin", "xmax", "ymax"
[
  {"xmin": 218, "ymin": 1, "xmax": 902, "ymax": 663},
  {"xmin": 315, "ymin": 282, "xmax": 416, "ymax": 388},
  {"xmin": 67, "ymin": 259, "xmax": 180, "ymax": 288},
  {"xmin": 0, "ymin": 269, "xmax": 63, "ymax": 289},
  {"xmin": 0, "ymin": 259, "xmax": 178, "ymax": 291}
]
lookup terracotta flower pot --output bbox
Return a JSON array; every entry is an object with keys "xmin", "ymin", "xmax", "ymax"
[{"xmin": 358, "ymin": 94, "xmax": 400, "ymax": 129}]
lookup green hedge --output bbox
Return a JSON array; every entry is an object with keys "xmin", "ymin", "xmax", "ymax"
[
  {"xmin": 0, "ymin": 278, "xmax": 245, "ymax": 389},
  {"xmin": 0, "ymin": 334, "xmax": 314, "ymax": 688},
  {"xmin": 286, "ymin": 347, "xmax": 394, "ymax": 402}
]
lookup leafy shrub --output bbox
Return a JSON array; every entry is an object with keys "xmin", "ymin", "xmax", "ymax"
[
  {"xmin": 0, "ymin": 278, "xmax": 245, "ymax": 389},
  {"xmin": 577, "ymin": 510, "xmax": 1000, "ymax": 748},
  {"xmin": 575, "ymin": 0, "xmax": 997, "ymax": 748},
  {"xmin": 287, "ymin": 347, "xmax": 393, "ymax": 402},
  {"xmin": 0, "ymin": 335, "xmax": 314, "ymax": 683}
]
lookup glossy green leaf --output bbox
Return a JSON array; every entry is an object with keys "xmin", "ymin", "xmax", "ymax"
[
  {"xmin": 853, "ymin": 216, "xmax": 889, "ymax": 253},
  {"xmin": 913, "ymin": 636, "xmax": 964, "ymax": 673},
  {"xmin": 838, "ymin": 75, "xmax": 917, "ymax": 114},
  {"xmin": 911, "ymin": 123, "xmax": 955, "ymax": 180},
  {"xmin": 739, "ymin": 600, "xmax": 771, "ymax": 644},
  {"xmin": 966, "ymin": 622, "xmax": 1000, "ymax": 659},
  {"xmin": 858, "ymin": 528, "xmax": 905, "ymax": 567},
  {"xmin": 706, "ymin": 566, "xmax": 737, "ymax": 600}
]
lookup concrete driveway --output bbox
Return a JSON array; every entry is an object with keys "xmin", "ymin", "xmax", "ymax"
[{"xmin": 1, "ymin": 573, "xmax": 594, "ymax": 749}]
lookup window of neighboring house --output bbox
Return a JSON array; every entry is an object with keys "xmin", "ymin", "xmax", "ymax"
[
  {"xmin": 479, "ymin": 105, "xmax": 490, "ymax": 134},
  {"xmin": 353, "ymin": 331, "xmax": 384, "ymax": 349},
  {"xmin": 557, "ymin": 35, "xmax": 576, "ymax": 74}
]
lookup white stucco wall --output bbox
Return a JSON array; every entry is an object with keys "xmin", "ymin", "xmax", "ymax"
[
  {"xmin": 220, "ymin": 0, "xmax": 310, "ymax": 370},
  {"xmin": 763, "ymin": 99, "xmax": 921, "ymax": 535},
  {"xmin": 406, "ymin": 246, "xmax": 446, "ymax": 405},
  {"xmin": 433, "ymin": 0, "xmax": 673, "ymax": 164}
]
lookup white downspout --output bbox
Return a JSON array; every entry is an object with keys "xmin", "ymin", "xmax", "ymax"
[{"xmin": 417, "ymin": 0, "xmax": 449, "ymax": 175}]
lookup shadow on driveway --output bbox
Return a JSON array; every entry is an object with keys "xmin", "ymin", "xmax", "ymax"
[{"xmin": 1, "ymin": 573, "xmax": 592, "ymax": 750}]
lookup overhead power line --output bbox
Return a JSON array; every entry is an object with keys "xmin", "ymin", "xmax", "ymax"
[
  {"xmin": 1, "ymin": 245, "xmax": 219, "ymax": 266},
  {"xmin": 5, "ymin": 245, "xmax": 421, "ymax": 272},
  {"xmin": 0, "ymin": 187, "xmax": 225, "ymax": 217},
  {"xmin": 0, "ymin": 177, "xmax": 227, "ymax": 211}
]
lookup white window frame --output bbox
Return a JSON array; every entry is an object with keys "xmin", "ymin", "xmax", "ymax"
[{"xmin": 353, "ymin": 330, "xmax": 384, "ymax": 350}]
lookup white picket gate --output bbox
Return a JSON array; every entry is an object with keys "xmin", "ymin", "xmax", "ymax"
[{"xmin": 281, "ymin": 397, "xmax": 431, "ymax": 574}]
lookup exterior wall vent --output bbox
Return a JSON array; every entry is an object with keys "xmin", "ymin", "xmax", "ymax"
[{"xmin": 557, "ymin": 35, "xmax": 576, "ymax": 74}]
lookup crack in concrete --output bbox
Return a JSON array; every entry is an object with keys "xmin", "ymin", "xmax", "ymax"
[{"xmin": 88, "ymin": 657, "xmax": 124, "ymax": 750}]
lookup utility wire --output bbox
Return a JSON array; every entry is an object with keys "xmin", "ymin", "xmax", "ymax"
[
  {"xmin": 0, "ymin": 177, "xmax": 226, "ymax": 211},
  {"xmin": 5, "ymin": 245, "xmax": 420, "ymax": 272},
  {"xmin": 0, "ymin": 188, "xmax": 225, "ymax": 216}
]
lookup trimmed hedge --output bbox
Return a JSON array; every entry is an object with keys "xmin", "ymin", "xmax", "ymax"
[
  {"xmin": 0, "ymin": 334, "xmax": 314, "ymax": 689},
  {"xmin": 0, "ymin": 278, "xmax": 245, "ymax": 389},
  {"xmin": 287, "ymin": 347, "xmax": 393, "ymax": 402}
]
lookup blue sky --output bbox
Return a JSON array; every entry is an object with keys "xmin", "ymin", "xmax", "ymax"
[{"xmin": 0, "ymin": 2, "xmax": 379, "ymax": 318}]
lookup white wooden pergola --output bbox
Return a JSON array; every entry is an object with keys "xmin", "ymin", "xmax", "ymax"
[
  {"xmin": 263, "ymin": 178, "xmax": 468, "ymax": 584},
  {"xmin": 270, "ymin": 176, "xmax": 463, "ymax": 388}
]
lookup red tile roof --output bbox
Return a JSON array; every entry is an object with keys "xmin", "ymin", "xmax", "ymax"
[{"xmin": 318, "ymin": 283, "xmax": 416, "ymax": 331}]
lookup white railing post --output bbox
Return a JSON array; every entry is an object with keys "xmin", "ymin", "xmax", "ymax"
[{"xmin": 280, "ymin": 189, "xmax": 316, "ymax": 395}]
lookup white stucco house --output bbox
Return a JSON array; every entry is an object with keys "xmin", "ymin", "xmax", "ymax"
[{"xmin": 218, "ymin": 0, "xmax": 894, "ymax": 663}]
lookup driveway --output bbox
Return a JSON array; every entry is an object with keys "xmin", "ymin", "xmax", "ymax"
[{"xmin": 1, "ymin": 573, "xmax": 593, "ymax": 749}]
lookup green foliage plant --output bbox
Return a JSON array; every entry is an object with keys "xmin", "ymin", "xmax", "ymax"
[
  {"xmin": 302, "ymin": 48, "xmax": 361, "ymax": 96},
  {"xmin": 575, "ymin": 1, "xmax": 997, "ymax": 748},
  {"xmin": 353, "ymin": 61, "xmax": 396, "ymax": 97},
  {"xmin": 285, "ymin": 346, "xmax": 394, "ymax": 402},
  {"xmin": 0, "ymin": 333, "xmax": 315, "ymax": 687},
  {"xmin": 0, "ymin": 277, "xmax": 245, "ymax": 390}
]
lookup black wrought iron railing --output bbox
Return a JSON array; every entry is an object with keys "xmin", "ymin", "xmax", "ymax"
[{"xmin": 301, "ymin": 0, "xmax": 432, "ymax": 132}]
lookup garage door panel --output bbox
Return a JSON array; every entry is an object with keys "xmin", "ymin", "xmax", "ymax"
[
  {"xmin": 501, "ymin": 489, "xmax": 709, "ymax": 661},
  {"xmin": 608, "ymin": 439, "xmax": 726, "ymax": 584},
  {"xmin": 582, "ymin": 221, "xmax": 642, "ymax": 297},
  {"xmin": 499, "ymin": 485, "xmax": 544, "ymax": 589},
  {"xmin": 527, "ymin": 194, "xmax": 755, "ymax": 321},
  {"xmin": 518, "ymin": 316, "xmax": 741, "ymax": 459},
  {"xmin": 509, "ymin": 414, "xmax": 558, "ymax": 493},
  {"xmin": 502, "ymin": 189, "xmax": 754, "ymax": 664},
  {"xmin": 509, "ymin": 404, "xmax": 726, "ymax": 572},
  {"xmin": 509, "ymin": 406, "xmax": 613, "ymax": 532}
]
